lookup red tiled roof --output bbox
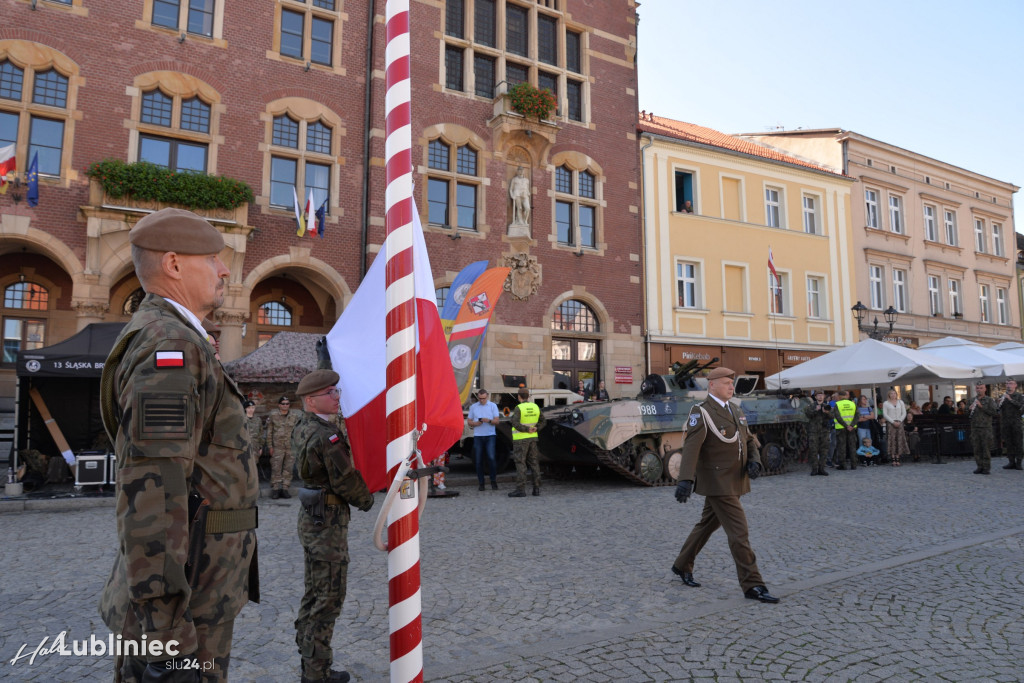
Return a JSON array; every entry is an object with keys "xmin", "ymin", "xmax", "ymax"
[{"xmin": 637, "ymin": 112, "xmax": 843, "ymax": 176}]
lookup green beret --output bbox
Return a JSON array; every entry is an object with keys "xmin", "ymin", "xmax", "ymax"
[
  {"xmin": 706, "ymin": 367, "xmax": 736, "ymax": 381},
  {"xmin": 297, "ymin": 369, "xmax": 340, "ymax": 397},
  {"xmin": 130, "ymin": 208, "xmax": 225, "ymax": 254}
]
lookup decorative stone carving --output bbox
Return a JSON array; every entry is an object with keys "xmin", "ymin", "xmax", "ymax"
[
  {"xmin": 212, "ymin": 310, "xmax": 249, "ymax": 326},
  {"xmin": 71, "ymin": 300, "xmax": 110, "ymax": 319},
  {"xmin": 503, "ymin": 252, "xmax": 541, "ymax": 301},
  {"xmin": 508, "ymin": 166, "xmax": 532, "ymax": 236}
]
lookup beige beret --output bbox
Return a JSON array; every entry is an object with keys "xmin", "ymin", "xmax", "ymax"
[
  {"xmin": 130, "ymin": 208, "xmax": 225, "ymax": 254},
  {"xmin": 297, "ymin": 369, "xmax": 340, "ymax": 397},
  {"xmin": 706, "ymin": 367, "xmax": 736, "ymax": 381}
]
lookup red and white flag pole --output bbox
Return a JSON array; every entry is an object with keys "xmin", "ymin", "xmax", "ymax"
[{"xmin": 382, "ymin": 1, "xmax": 423, "ymax": 681}]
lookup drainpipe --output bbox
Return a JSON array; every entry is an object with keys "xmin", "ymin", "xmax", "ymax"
[
  {"xmin": 359, "ymin": 1, "xmax": 376, "ymax": 279},
  {"xmin": 639, "ymin": 133, "xmax": 654, "ymax": 375}
]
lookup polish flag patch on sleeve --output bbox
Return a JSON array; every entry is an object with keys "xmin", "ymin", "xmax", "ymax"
[
  {"xmin": 155, "ymin": 351, "xmax": 185, "ymax": 368},
  {"xmin": 329, "ymin": 434, "xmax": 340, "ymax": 444}
]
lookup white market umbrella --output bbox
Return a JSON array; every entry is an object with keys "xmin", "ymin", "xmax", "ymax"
[
  {"xmin": 765, "ymin": 338, "xmax": 981, "ymax": 391},
  {"xmin": 918, "ymin": 337, "xmax": 1024, "ymax": 380},
  {"xmin": 992, "ymin": 341, "xmax": 1024, "ymax": 357}
]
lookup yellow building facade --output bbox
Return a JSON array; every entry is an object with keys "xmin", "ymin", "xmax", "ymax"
[{"xmin": 639, "ymin": 114, "xmax": 856, "ymax": 383}]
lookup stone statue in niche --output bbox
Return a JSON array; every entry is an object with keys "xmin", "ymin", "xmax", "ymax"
[{"xmin": 508, "ymin": 166, "xmax": 532, "ymax": 234}]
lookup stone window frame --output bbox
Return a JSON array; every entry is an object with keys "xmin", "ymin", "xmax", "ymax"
[
  {"xmin": 440, "ymin": 0, "xmax": 591, "ymax": 125},
  {"xmin": 126, "ymin": 72, "xmax": 222, "ymax": 175},
  {"xmin": 0, "ymin": 273, "xmax": 56, "ymax": 368},
  {"xmin": 268, "ymin": 0, "xmax": 346, "ymax": 75},
  {"xmin": 417, "ymin": 124, "xmax": 492, "ymax": 240},
  {"xmin": 257, "ymin": 97, "xmax": 344, "ymax": 220},
  {"xmin": 548, "ymin": 151, "xmax": 604, "ymax": 255},
  {"xmin": 0, "ymin": 41, "xmax": 81, "ymax": 186},
  {"xmin": 137, "ymin": 0, "xmax": 227, "ymax": 47}
]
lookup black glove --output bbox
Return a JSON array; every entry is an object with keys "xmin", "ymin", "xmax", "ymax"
[
  {"xmin": 747, "ymin": 460, "xmax": 761, "ymax": 480},
  {"xmin": 674, "ymin": 480, "xmax": 693, "ymax": 503},
  {"xmin": 315, "ymin": 336, "xmax": 332, "ymax": 370},
  {"xmin": 140, "ymin": 656, "xmax": 202, "ymax": 683},
  {"xmin": 359, "ymin": 496, "xmax": 374, "ymax": 512}
]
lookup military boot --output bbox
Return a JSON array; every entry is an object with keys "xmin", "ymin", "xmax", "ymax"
[
  {"xmin": 508, "ymin": 489, "xmax": 526, "ymax": 498},
  {"xmin": 532, "ymin": 486, "xmax": 540, "ymax": 496},
  {"xmin": 301, "ymin": 670, "xmax": 351, "ymax": 683}
]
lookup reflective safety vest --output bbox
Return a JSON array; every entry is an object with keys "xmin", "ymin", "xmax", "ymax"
[
  {"xmin": 512, "ymin": 402, "xmax": 540, "ymax": 440},
  {"xmin": 834, "ymin": 399, "xmax": 857, "ymax": 430}
]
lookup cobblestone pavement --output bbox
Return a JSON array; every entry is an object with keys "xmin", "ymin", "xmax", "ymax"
[{"xmin": 2, "ymin": 458, "xmax": 1024, "ymax": 681}]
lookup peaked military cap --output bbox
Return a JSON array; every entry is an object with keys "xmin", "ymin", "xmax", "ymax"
[
  {"xmin": 130, "ymin": 208, "xmax": 225, "ymax": 254},
  {"xmin": 706, "ymin": 366, "xmax": 736, "ymax": 381},
  {"xmin": 297, "ymin": 369, "xmax": 340, "ymax": 397}
]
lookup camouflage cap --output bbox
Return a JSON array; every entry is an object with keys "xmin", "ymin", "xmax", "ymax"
[
  {"xmin": 706, "ymin": 367, "xmax": 735, "ymax": 381},
  {"xmin": 297, "ymin": 369, "xmax": 340, "ymax": 397},
  {"xmin": 130, "ymin": 208, "xmax": 225, "ymax": 254}
]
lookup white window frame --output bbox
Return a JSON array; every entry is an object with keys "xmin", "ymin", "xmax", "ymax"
[
  {"xmin": 928, "ymin": 275, "xmax": 941, "ymax": 315},
  {"xmin": 769, "ymin": 271, "xmax": 788, "ymax": 316},
  {"xmin": 992, "ymin": 223, "xmax": 1004, "ymax": 257},
  {"xmin": 765, "ymin": 186, "xmax": 782, "ymax": 228},
  {"xmin": 892, "ymin": 269, "xmax": 907, "ymax": 313},
  {"xmin": 806, "ymin": 275, "xmax": 825, "ymax": 319},
  {"xmin": 675, "ymin": 261, "xmax": 701, "ymax": 309},
  {"xmin": 948, "ymin": 279, "xmax": 961, "ymax": 317},
  {"xmin": 865, "ymin": 188, "xmax": 879, "ymax": 228},
  {"xmin": 974, "ymin": 218, "xmax": 986, "ymax": 253},
  {"xmin": 923, "ymin": 204, "xmax": 937, "ymax": 241},
  {"xmin": 944, "ymin": 210, "xmax": 958, "ymax": 245},
  {"xmin": 869, "ymin": 265, "xmax": 885, "ymax": 310},
  {"xmin": 802, "ymin": 194, "xmax": 819, "ymax": 235},
  {"xmin": 997, "ymin": 288, "xmax": 1009, "ymax": 325},
  {"xmin": 888, "ymin": 194, "xmax": 903, "ymax": 234},
  {"xmin": 979, "ymin": 284, "xmax": 991, "ymax": 323}
]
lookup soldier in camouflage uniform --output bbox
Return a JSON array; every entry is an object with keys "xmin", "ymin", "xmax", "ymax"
[
  {"xmin": 244, "ymin": 400, "xmax": 264, "ymax": 465},
  {"xmin": 99, "ymin": 208, "xmax": 258, "ymax": 682},
  {"xmin": 509, "ymin": 386, "xmax": 546, "ymax": 497},
  {"xmin": 998, "ymin": 378, "xmax": 1024, "ymax": 470},
  {"xmin": 803, "ymin": 390, "xmax": 832, "ymax": 476},
  {"xmin": 292, "ymin": 369, "xmax": 374, "ymax": 683},
  {"xmin": 266, "ymin": 395, "xmax": 300, "ymax": 498},
  {"xmin": 968, "ymin": 382, "xmax": 997, "ymax": 475}
]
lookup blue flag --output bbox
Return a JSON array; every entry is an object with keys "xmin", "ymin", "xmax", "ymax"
[
  {"xmin": 315, "ymin": 200, "xmax": 327, "ymax": 239},
  {"xmin": 26, "ymin": 152, "xmax": 39, "ymax": 208}
]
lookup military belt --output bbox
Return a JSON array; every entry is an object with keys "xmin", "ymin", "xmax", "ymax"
[
  {"xmin": 325, "ymin": 493, "xmax": 343, "ymax": 506},
  {"xmin": 203, "ymin": 506, "xmax": 258, "ymax": 534}
]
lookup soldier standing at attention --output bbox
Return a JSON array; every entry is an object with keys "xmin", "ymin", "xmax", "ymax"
[
  {"xmin": 969, "ymin": 382, "xmax": 998, "ymax": 474},
  {"xmin": 803, "ymin": 390, "xmax": 831, "ymax": 476},
  {"xmin": 99, "ymin": 207, "xmax": 259, "ymax": 682},
  {"xmin": 998, "ymin": 378, "xmax": 1024, "ymax": 470},
  {"xmin": 671, "ymin": 367, "xmax": 779, "ymax": 603},
  {"xmin": 292, "ymin": 369, "xmax": 374, "ymax": 683},
  {"xmin": 266, "ymin": 395, "xmax": 300, "ymax": 498},
  {"xmin": 244, "ymin": 400, "xmax": 264, "ymax": 467},
  {"xmin": 508, "ymin": 386, "xmax": 546, "ymax": 497}
]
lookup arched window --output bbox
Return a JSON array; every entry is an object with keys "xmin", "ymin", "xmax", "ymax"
[
  {"xmin": 435, "ymin": 286, "xmax": 450, "ymax": 310},
  {"xmin": 269, "ymin": 113, "xmax": 332, "ymax": 210},
  {"xmin": 138, "ymin": 88, "xmax": 212, "ymax": 173},
  {"xmin": 2, "ymin": 281, "xmax": 49, "ymax": 364},
  {"xmin": 257, "ymin": 300, "xmax": 293, "ymax": 347},
  {"xmin": 554, "ymin": 165, "xmax": 597, "ymax": 249},
  {"xmin": 426, "ymin": 138, "xmax": 480, "ymax": 231},
  {"xmin": 0, "ymin": 57, "xmax": 73, "ymax": 177},
  {"xmin": 551, "ymin": 299, "xmax": 598, "ymax": 332}
]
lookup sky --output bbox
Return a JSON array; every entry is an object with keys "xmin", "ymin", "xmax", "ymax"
[{"xmin": 636, "ymin": 0, "xmax": 1024, "ymax": 226}]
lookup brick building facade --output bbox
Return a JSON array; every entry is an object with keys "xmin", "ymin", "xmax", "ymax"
[{"xmin": 0, "ymin": 0, "xmax": 644, "ymax": 419}]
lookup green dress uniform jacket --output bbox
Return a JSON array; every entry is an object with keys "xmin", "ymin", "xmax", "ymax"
[
  {"xmin": 99, "ymin": 293, "xmax": 258, "ymax": 661},
  {"xmin": 678, "ymin": 398, "xmax": 760, "ymax": 497}
]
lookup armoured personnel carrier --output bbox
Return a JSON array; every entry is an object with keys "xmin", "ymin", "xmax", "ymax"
[{"xmin": 537, "ymin": 359, "xmax": 811, "ymax": 486}]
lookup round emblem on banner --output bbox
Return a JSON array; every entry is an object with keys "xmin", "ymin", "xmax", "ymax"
[
  {"xmin": 452, "ymin": 283, "xmax": 473, "ymax": 305},
  {"xmin": 449, "ymin": 344, "xmax": 472, "ymax": 370},
  {"xmin": 26, "ymin": 360, "xmax": 41, "ymax": 373}
]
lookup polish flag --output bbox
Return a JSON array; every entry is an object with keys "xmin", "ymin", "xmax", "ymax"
[
  {"xmin": 768, "ymin": 247, "xmax": 779, "ymax": 285},
  {"xmin": 0, "ymin": 144, "xmax": 14, "ymax": 189},
  {"xmin": 326, "ymin": 205, "xmax": 464, "ymax": 491},
  {"xmin": 305, "ymin": 189, "xmax": 317, "ymax": 238}
]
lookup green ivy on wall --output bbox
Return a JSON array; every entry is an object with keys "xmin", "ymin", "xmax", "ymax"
[{"xmin": 85, "ymin": 159, "xmax": 254, "ymax": 211}]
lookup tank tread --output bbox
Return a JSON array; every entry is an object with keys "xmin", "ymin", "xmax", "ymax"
[{"xmin": 593, "ymin": 447, "xmax": 674, "ymax": 487}]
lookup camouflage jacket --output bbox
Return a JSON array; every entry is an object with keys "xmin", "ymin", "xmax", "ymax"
[
  {"xmin": 969, "ymin": 395, "xmax": 997, "ymax": 428},
  {"xmin": 803, "ymin": 401, "xmax": 833, "ymax": 435},
  {"xmin": 266, "ymin": 409, "xmax": 300, "ymax": 453},
  {"xmin": 997, "ymin": 391, "xmax": 1024, "ymax": 425},
  {"xmin": 98, "ymin": 293, "xmax": 258, "ymax": 657},
  {"xmin": 292, "ymin": 412, "xmax": 373, "ymax": 562},
  {"xmin": 246, "ymin": 415, "xmax": 265, "ymax": 456}
]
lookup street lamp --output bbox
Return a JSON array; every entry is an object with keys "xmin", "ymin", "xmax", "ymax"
[{"xmin": 852, "ymin": 301, "xmax": 898, "ymax": 340}]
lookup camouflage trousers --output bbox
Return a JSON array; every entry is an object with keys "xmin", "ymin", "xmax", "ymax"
[
  {"xmin": 295, "ymin": 553, "xmax": 348, "ymax": 679},
  {"xmin": 806, "ymin": 430, "xmax": 830, "ymax": 472},
  {"xmin": 972, "ymin": 428, "xmax": 993, "ymax": 470},
  {"xmin": 271, "ymin": 448, "xmax": 295, "ymax": 490},
  {"xmin": 834, "ymin": 429, "xmax": 859, "ymax": 467},
  {"xmin": 116, "ymin": 618, "xmax": 234, "ymax": 682},
  {"xmin": 1001, "ymin": 423, "xmax": 1023, "ymax": 465},
  {"xmin": 512, "ymin": 439, "xmax": 541, "ymax": 491}
]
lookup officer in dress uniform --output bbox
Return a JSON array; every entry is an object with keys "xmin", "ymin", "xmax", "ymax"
[
  {"xmin": 292, "ymin": 369, "xmax": 374, "ymax": 683},
  {"xmin": 670, "ymin": 367, "xmax": 779, "ymax": 603},
  {"xmin": 99, "ymin": 208, "xmax": 259, "ymax": 682}
]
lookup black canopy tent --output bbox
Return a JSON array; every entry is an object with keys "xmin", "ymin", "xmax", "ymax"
[{"xmin": 14, "ymin": 323, "xmax": 125, "ymax": 462}]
